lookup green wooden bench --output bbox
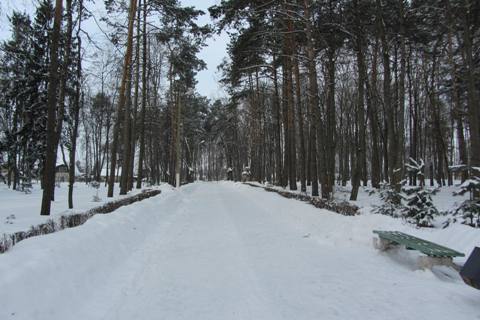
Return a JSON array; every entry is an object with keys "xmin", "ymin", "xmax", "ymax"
[{"xmin": 373, "ymin": 230, "xmax": 464, "ymax": 269}]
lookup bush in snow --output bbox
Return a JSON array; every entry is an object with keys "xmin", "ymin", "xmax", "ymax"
[
  {"xmin": 449, "ymin": 166, "xmax": 480, "ymax": 228},
  {"xmin": 372, "ymin": 182, "xmax": 402, "ymax": 217},
  {"xmin": 400, "ymin": 159, "xmax": 439, "ymax": 227}
]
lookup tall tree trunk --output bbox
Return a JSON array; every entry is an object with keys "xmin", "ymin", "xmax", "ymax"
[
  {"xmin": 40, "ymin": 0, "xmax": 63, "ymax": 216},
  {"xmin": 129, "ymin": 0, "xmax": 142, "ymax": 191},
  {"xmin": 367, "ymin": 38, "xmax": 381, "ymax": 188},
  {"xmin": 136, "ymin": 0, "xmax": 148, "ymax": 189},
  {"xmin": 454, "ymin": 87, "xmax": 468, "ymax": 176},
  {"xmin": 272, "ymin": 52, "xmax": 282, "ymax": 186},
  {"xmin": 446, "ymin": 0, "xmax": 468, "ymax": 181},
  {"xmin": 50, "ymin": 0, "xmax": 73, "ymax": 201},
  {"xmin": 461, "ymin": 0, "xmax": 480, "ymax": 175},
  {"xmin": 376, "ymin": 0, "xmax": 393, "ymax": 183},
  {"xmin": 68, "ymin": 88, "xmax": 81, "ymax": 209},
  {"xmin": 303, "ymin": 0, "xmax": 319, "ymax": 197},
  {"xmin": 324, "ymin": 46, "xmax": 336, "ymax": 199},
  {"xmin": 120, "ymin": 69, "xmax": 133, "ymax": 195},
  {"xmin": 68, "ymin": 0, "xmax": 83, "ymax": 208},
  {"xmin": 351, "ymin": 1, "xmax": 366, "ymax": 201},
  {"xmin": 175, "ymin": 89, "xmax": 183, "ymax": 188},
  {"xmin": 281, "ymin": 62, "xmax": 289, "ymax": 188},
  {"xmin": 428, "ymin": 48, "xmax": 450, "ymax": 187},
  {"xmin": 108, "ymin": 0, "xmax": 138, "ymax": 197},
  {"xmin": 397, "ymin": 0, "xmax": 406, "ymax": 180},
  {"xmin": 294, "ymin": 58, "xmax": 306, "ymax": 192},
  {"xmin": 286, "ymin": 16, "xmax": 297, "ymax": 191}
]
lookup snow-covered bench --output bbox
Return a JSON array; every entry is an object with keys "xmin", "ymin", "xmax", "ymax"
[{"xmin": 373, "ymin": 230, "xmax": 464, "ymax": 269}]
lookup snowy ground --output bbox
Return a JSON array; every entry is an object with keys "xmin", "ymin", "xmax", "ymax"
[
  {"xmin": 0, "ymin": 182, "xmax": 149, "ymax": 235},
  {"xmin": 253, "ymin": 181, "xmax": 469, "ymax": 226},
  {"xmin": 0, "ymin": 181, "xmax": 478, "ymax": 320}
]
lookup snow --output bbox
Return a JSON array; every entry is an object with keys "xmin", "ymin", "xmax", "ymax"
[
  {"xmin": 460, "ymin": 178, "xmax": 480, "ymax": 188},
  {"xmin": 250, "ymin": 181, "xmax": 470, "ymax": 227},
  {"xmin": 0, "ymin": 182, "xmax": 148, "ymax": 235},
  {"xmin": 0, "ymin": 181, "xmax": 478, "ymax": 320}
]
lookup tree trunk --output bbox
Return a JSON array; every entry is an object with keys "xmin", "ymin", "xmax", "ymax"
[
  {"xmin": 136, "ymin": 0, "xmax": 148, "ymax": 189},
  {"xmin": 461, "ymin": 0, "xmax": 480, "ymax": 174},
  {"xmin": 397, "ymin": 1, "xmax": 406, "ymax": 180},
  {"xmin": 40, "ymin": 0, "xmax": 63, "ymax": 216},
  {"xmin": 294, "ymin": 57, "xmax": 306, "ymax": 192},
  {"xmin": 286, "ymin": 16, "xmax": 297, "ymax": 191},
  {"xmin": 68, "ymin": 1, "xmax": 83, "ymax": 208},
  {"xmin": 120, "ymin": 69, "xmax": 133, "ymax": 195},
  {"xmin": 50, "ymin": 0, "xmax": 73, "ymax": 201},
  {"xmin": 108, "ymin": 0, "xmax": 138, "ymax": 197},
  {"xmin": 366, "ymin": 38, "xmax": 381, "ymax": 188},
  {"xmin": 303, "ymin": 0, "xmax": 319, "ymax": 197},
  {"xmin": 324, "ymin": 46, "xmax": 336, "ymax": 199},
  {"xmin": 128, "ymin": 0, "xmax": 142, "ymax": 191},
  {"xmin": 175, "ymin": 89, "xmax": 182, "ymax": 188},
  {"xmin": 272, "ymin": 52, "xmax": 282, "ymax": 186},
  {"xmin": 376, "ymin": 0, "xmax": 391, "ymax": 183},
  {"xmin": 351, "ymin": 2, "xmax": 366, "ymax": 200}
]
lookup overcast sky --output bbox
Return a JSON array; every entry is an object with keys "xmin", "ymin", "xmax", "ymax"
[{"xmin": 0, "ymin": 0, "xmax": 228, "ymax": 99}]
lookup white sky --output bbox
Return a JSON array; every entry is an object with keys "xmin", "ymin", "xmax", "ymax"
[{"xmin": 0, "ymin": 0, "xmax": 228, "ymax": 99}]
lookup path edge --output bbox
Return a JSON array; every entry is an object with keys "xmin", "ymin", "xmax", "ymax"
[{"xmin": 0, "ymin": 189, "xmax": 161, "ymax": 254}]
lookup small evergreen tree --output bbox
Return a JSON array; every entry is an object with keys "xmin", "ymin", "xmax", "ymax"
[
  {"xmin": 401, "ymin": 159, "xmax": 439, "ymax": 227},
  {"xmin": 450, "ymin": 166, "xmax": 480, "ymax": 227},
  {"xmin": 372, "ymin": 182, "xmax": 402, "ymax": 217}
]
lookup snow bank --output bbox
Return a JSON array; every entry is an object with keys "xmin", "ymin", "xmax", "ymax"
[
  {"xmin": 0, "ymin": 184, "xmax": 176, "ymax": 319},
  {"xmin": 0, "ymin": 189, "xmax": 162, "ymax": 253},
  {"xmin": 0, "ymin": 182, "xmax": 478, "ymax": 320},
  {"xmin": 0, "ymin": 182, "xmax": 152, "ymax": 235},
  {"xmin": 239, "ymin": 182, "xmax": 478, "ymax": 264}
]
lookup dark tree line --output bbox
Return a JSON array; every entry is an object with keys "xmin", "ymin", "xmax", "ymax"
[
  {"xmin": 1, "ymin": 0, "xmax": 478, "ymax": 216},
  {"xmin": 0, "ymin": 0, "xmax": 211, "ymax": 215},
  {"xmin": 206, "ymin": 0, "xmax": 480, "ymax": 200},
  {"xmin": 0, "ymin": 0, "xmax": 86, "ymax": 213}
]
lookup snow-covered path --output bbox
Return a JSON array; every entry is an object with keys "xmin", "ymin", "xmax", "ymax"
[{"xmin": 0, "ymin": 182, "xmax": 478, "ymax": 320}]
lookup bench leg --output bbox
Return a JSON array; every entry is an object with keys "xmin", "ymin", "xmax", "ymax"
[
  {"xmin": 373, "ymin": 237, "xmax": 395, "ymax": 251},
  {"xmin": 417, "ymin": 256, "xmax": 455, "ymax": 270}
]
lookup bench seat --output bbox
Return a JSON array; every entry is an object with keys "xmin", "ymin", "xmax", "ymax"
[{"xmin": 373, "ymin": 230, "xmax": 464, "ymax": 258}]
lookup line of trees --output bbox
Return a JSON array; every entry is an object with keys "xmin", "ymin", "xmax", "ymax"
[
  {"xmin": 0, "ymin": 0, "xmax": 86, "ymax": 214},
  {"xmin": 0, "ymin": 0, "xmax": 212, "ymax": 215},
  {"xmin": 1, "ymin": 0, "xmax": 478, "ymax": 216},
  {"xmin": 206, "ymin": 0, "xmax": 479, "ymax": 200}
]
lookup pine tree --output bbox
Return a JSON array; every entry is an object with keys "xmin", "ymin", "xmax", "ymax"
[
  {"xmin": 0, "ymin": 3, "xmax": 55, "ymax": 191},
  {"xmin": 0, "ymin": 12, "xmax": 33, "ymax": 190},
  {"xmin": 372, "ymin": 182, "xmax": 402, "ymax": 217},
  {"xmin": 450, "ymin": 166, "xmax": 480, "ymax": 227},
  {"xmin": 30, "ymin": 0, "xmax": 55, "ymax": 182},
  {"xmin": 401, "ymin": 159, "xmax": 439, "ymax": 227}
]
